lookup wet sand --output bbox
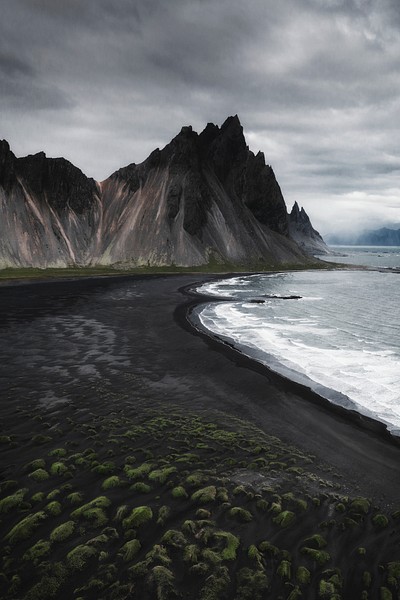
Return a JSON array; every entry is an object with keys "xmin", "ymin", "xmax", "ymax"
[{"xmin": 0, "ymin": 274, "xmax": 400, "ymax": 598}]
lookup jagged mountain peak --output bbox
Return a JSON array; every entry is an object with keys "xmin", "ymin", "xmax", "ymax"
[
  {"xmin": 289, "ymin": 202, "xmax": 330, "ymax": 255},
  {"xmin": 0, "ymin": 117, "xmax": 328, "ymax": 268}
]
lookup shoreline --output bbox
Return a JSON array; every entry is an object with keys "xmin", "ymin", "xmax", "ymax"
[
  {"xmin": 1, "ymin": 270, "xmax": 400, "ymax": 505},
  {"xmin": 183, "ymin": 281, "xmax": 400, "ymax": 448}
]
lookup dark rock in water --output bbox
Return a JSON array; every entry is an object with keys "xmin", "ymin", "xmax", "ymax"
[
  {"xmin": 249, "ymin": 299, "xmax": 266, "ymax": 304},
  {"xmin": 289, "ymin": 201, "xmax": 331, "ymax": 256},
  {"xmin": 261, "ymin": 294, "xmax": 302, "ymax": 300},
  {"xmin": 0, "ymin": 117, "xmax": 328, "ymax": 268}
]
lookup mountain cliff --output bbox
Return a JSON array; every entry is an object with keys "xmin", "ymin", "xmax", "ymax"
[
  {"xmin": 289, "ymin": 202, "xmax": 331, "ymax": 255},
  {"xmin": 0, "ymin": 116, "xmax": 325, "ymax": 268}
]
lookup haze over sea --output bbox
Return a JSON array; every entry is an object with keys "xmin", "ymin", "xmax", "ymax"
[{"xmin": 195, "ymin": 247, "xmax": 400, "ymax": 435}]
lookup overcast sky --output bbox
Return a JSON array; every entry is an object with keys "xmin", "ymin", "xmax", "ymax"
[{"xmin": 1, "ymin": 0, "xmax": 399, "ymax": 236}]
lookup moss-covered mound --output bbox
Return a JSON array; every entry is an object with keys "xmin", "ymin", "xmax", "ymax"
[{"xmin": 0, "ymin": 405, "xmax": 399, "ymax": 599}]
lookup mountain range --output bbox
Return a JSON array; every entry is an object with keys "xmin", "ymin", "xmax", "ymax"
[
  {"xmin": 0, "ymin": 116, "xmax": 329, "ymax": 269},
  {"xmin": 327, "ymin": 227, "xmax": 400, "ymax": 247}
]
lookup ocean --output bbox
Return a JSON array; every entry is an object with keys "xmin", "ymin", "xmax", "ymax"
[
  {"xmin": 194, "ymin": 248, "xmax": 400, "ymax": 435},
  {"xmin": 317, "ymin": 245, "xmax": 400, "ymax": 269}
]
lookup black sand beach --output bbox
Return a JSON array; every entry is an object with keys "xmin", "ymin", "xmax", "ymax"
[{"xmin": 1, "ymin": 273, "xmax": 400, "ymax": 599}]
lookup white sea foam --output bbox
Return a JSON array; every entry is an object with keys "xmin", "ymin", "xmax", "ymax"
[{"xmin": 196, "ymin": 269, "xmax": 400, "ymax": 432}]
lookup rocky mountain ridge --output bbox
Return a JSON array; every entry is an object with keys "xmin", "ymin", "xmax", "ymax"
[{"xmin": 0, "ymin": 116, "xmax": 329, "ymax": 268}]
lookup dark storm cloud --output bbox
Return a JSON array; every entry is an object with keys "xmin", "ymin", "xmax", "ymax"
[{"xmin": 1, "ymin": 0, "xmax": 399, "ymax": 235}]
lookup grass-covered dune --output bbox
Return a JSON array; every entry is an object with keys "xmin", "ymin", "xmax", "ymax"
[{"xmin": 1, "ymin": 403, "xmax": 400, "ymax": 600}]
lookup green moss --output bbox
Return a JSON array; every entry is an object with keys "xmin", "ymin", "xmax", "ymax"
[
  {"xmin": 277, "ymin": 560, "xmax": 291, "ymax": 580},
  {"xmin": 46, "ymin": 489, "xmax": 61, "ymax": 501},
  {"xmin": 380, "ymin": 588, "xmax": 393, "ymax": 600},
  {"xmin": 199, "ymin": 565, "xmax": 230, "ymax": 599},
  {"xmin": 350, "ymin": 497, "xmax": 370, "ymax": 515},
  {"xmin": 248, "ymin": 545, "xmax": 264, "ymax": 569},
  {"xmin": 114, "ymin": 504, "xmax": 129, "ymax": 522},
  {"xmin": 122, "ymin": 505, "xmax": 153, "ymax": 529},
  {"xmin": 92, "ymin": 461, "xmax": 116, "ymax": 475},
  {"xmin": 183, "ymin": 544, "xmax": 199, "ymax": 563},
  {"xmin": 71, "ymin": 496, "xmax": 111, "ymax": 527},
  {"xmin": 146, "ymin": 544, "xmax": 171, "ymax": 566},
  {"xmin": 387, "ymin": 562, "xmax": 400, "ymax": 586},
  {"xmin": 148, "ymin": 466, "xmax": 177, "ymax": 484},
  {"xmin": 101, "ymin": 475, "xmax": 124, "ymax": 490},
  {"xmin": 303, "ymin": 534, "xmax": 327, "ymax": 548},
  {"xmin": 0, "ymin": 435, "xmax": 11, "ymax": 444},
  {"xmin": 287, "ymin": 587, "xmax": 303, "ymax": 600},
  {"xmin": 296, "ymin": 566, "xmax": 311, "ymax": 585},
  {"xmin": 162, "ymin": 529, "xmax": 187, "ymax": 548},
  {"xmin": 171, "ymin": 485, "xmax": 188, "ymax": 499},
  {"xmin": 235, "ymin": 567, "xmax": 269, "ymax": 600},
  {"xmin": 67, "ymin": 544, "xmax": 97, "ymax": 570},
  {"xmin": 301, "ymin": 547, "xmax": 331, "ymax": 565},
  {"xmin": 26, "ymin": 458, "xmax": 46, "ymax": 471},
  {"xmin": 5, "ymin": 511, "xmax": 47, "ymax": 544},
  {"xmin": 0, "ymin": 488, "xmax": 27, "ymax": 513},
  {"xmin": 124, "ymin": 462, "xmax": 153, "ymax": 480},
  {"xmin": 45, "ymin": 500, "xmax": 62, "ymax": 516},
  {"xmin": 191, "ymin": 485, "xmax": 217, "ymax": 503},
  {"xmin": 131, "ymin": 482, "xmax": 152, "ymax": 493},
  {"xmin": 23, "ymin": 539, "xmax": 51, "ymax": 563},
  {"xmin": 50, "ymin": 520, "xmax": 76, "ymax": 542},
  {"xmin": 148, "ymin": 565, "xmax": 176, "ymax": 600},
  {"xmin": 256, "ymin": 499, "xmax": 269, "ymax": 512},
  {"xmin": 273, "ymin": 510, "xmax": 295, "ymax": 527},
  {"xmin": 67, "ymin": 491, "xmax": 83, "ymax": 505},
  {"xmin": 119, "ymin": 539, "xmax": 141, "ymax": 561},
  {"xmin": 319, "ymin": 579, "xmax": 336, "ymax": 597},
  {"xmin": 157, "ymin": 505, "xmax": 171, "ymax": 526},
  {"xmin": 49, "ymin": 462, "xmax": 68, "ymax": 476},
  {"xmin": 228, "ymin": 506, "xmax": 253, "ymax": 522},
  {"xmin": 372, "ymin": 514, "xmax": 389, "ymax": 528},
  {"xmin": 29, "ymin": 468, "xmax": 50, "ymax": 482},
  {"xmin": 31, "ymin": 491, "xmax": 45, "ymax": 504},
  {"xmin": 202, "ymin": 548, "xmax": 222, "ymax": 565},
  {"xmin": 215, "ymin": 531, "xmax": 240, "ymax": 561},
  {"xmin": 48, "ymin": 448, "xmax": 67, "ymax": 458},
  {"xmin": 24, "ymin": 562, "xmax": 67, "ymax": 600},
  {"xmin": 186, "ymin": 472, "xmax": 207, "ymax": 486}
]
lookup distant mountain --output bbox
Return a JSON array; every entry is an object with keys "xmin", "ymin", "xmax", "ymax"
[
  {"xmin": 327, "ymin": 227, "xmax": 400, "ymax": 246},
  {"xmin": 356, "ymin": 227, "xmax": 400, "ymax": 246},
  {"xmin": 0, "ymin": 116, "xmax": 326, "ymax": 268}
]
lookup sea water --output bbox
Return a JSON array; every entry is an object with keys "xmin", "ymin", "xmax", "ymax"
[
  {"xmin": 317, "ymin": 245, "xmax": 400, "ymax": 269},
  {"xmin": 195, "ymin": 267, "xmax": 400, "ymax": 434}
]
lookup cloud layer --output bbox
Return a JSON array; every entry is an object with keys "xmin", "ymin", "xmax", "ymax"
[{"xmin": 1, "ymin": 0, "xmax": 399, "ymax": 235}]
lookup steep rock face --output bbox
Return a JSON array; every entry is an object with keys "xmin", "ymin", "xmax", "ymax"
[
  {"xmin": 0, "ymin": 146, "xmax": 101, "ymax": 267},
  {"xmin": 0, "ymin": 117, "xmax": 325, "ymax": 268},
  {"xmin": 99, "ymin": 116, "xmax": 302, "ymax": 267},
  {"xmin": 289, "ymin": 202, "xmax": 331, "ymax": 255}
]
